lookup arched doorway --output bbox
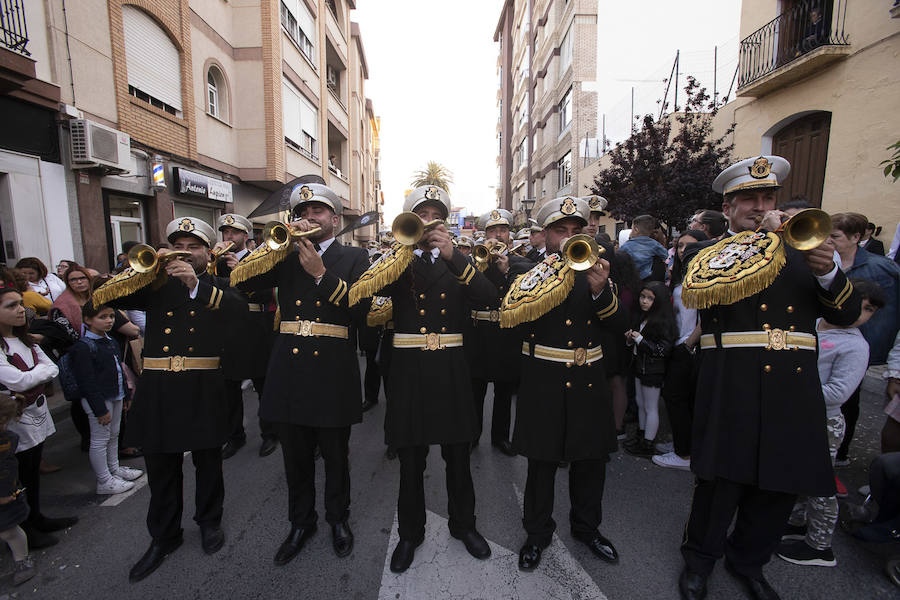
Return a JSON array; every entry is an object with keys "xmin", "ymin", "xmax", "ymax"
[{"xmin": 771, "ymin": 111, "xmax": 831, "ymax": 207}]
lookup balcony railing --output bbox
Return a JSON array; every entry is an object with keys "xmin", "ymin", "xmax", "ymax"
[
  {"xmin": 1, "ymin": 0, "xmax": 29, "ymax": 56},
  {"xmin": 738, "ymin": 0, "xmax": 849, "ymax": 89}
]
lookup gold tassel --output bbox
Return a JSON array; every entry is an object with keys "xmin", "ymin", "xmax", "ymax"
[
  {"xmin": 499, "ymin": 259, "xmax": 575, "ymax": 328},
  {"xmin": 349, "ymin": 244, "xmax": 413, "ymax": 306},
  {"xmin": 229, "ymin": 244, "xmax": 291, "ymax": 286},
  {"xmin": 92, "ymin": 268, "xmax": 156, "ymax": 306}
]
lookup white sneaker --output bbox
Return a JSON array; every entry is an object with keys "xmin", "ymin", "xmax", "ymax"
[
  {"xmin": 112, "ymin": 466, "xmax": 144, "ymax": 481},
  {"xmin": 97, "ymin": 477, "xmax": 135, "ymax": 495},
  {"xmin": 652, "ymin": 452, "xmax": 691, "ymax": 471},
  {"xmin": 655, "ymin": 441, "xmax": 674, "ymax": 454}
]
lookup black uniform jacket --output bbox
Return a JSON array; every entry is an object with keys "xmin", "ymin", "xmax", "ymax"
[
  {"xmin": 466, "ymin": 255, "xmax": 534, "ymax": 382},
  {"xmin": 375, "ymin": 249, "xmax": 495, "ymax": 448},
  {"xmin": 238, "ymin": 241, "xmax": 369, "ymax": 428},
  {"xmin": 215, "ymin": 252, "xmax": 276, "ymax": 380},
  {"xmin": 513, "ymin": 275, "xmax": 623, "ymax": 462},
  {"xmin": 108, "ymin": 273, "xmax": 248, "ymax": 453},
  {"xmin": 689, "ymin": 246, "xmax": 861, "ymax": 497}
]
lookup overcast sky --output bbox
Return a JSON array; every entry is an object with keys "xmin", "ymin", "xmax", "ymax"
[{"xmin": 353, "ymin": 0, "xmax": 742, "ymax": 222}]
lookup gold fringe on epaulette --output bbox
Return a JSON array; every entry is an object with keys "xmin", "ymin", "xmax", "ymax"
[
  {"xmin": 349, "ymin": 243, "xmax": 413, "ymax": 306},
  {"xmin": 366, "ymin": 297, "xmax": 393, "ymax": 326},
  {"xmin": 229, "ymin": 244, "xmax": 291, "ymax": 286},
  {"xmin": 92, "ymin": 268, "xmax": 156, "ymax": 306},
  {"xmin": 499, "ymin": 266, "xmax": 574, "ymax": 328}
]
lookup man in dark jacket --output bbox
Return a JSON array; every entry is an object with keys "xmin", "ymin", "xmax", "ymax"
[
  {"xmin": 104, "ymin": 217, "xmax": 248, "ymax": 583},
  {"xmin": 505, "ymin": 196, "xmax": 622, "ymax": 573},
  {"xmin": 235, "ymin": 183, "xmax": 369, "ymax": 567},
  {"xmin": 678, "ymin": 156, "xmax": 861, "ymax": 600}
]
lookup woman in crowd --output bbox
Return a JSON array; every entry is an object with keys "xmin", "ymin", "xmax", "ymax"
[
  {"xmin": 51, "ymin": 265, "xmax": 95, "ymax": 335},
  {"xmin": 15, "ymin": 258, "xmax": 65, "ymax": 303}
]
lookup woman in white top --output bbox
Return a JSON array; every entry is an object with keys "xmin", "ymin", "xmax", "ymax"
[
  {"xmin": 0, "ymin": 286, "xmax": 78, "ymax": 549},
  {"xmin": 14, "ymin": 258, "xmax": 66, "ymax": 302}
]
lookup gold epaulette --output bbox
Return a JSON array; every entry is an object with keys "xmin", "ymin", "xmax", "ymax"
[
  {"xmin": 499, "ymin": 254, "xmax": 574, "ymax": 328},
  {"xmin": 92, "ymin": 268, "xmax": 156, "ymax": 306},
  {"xmin": 229, "ymin": 243, "xmax": 291, "ymax": 286},
  {"xmin": 349, "ymin": 243, "xmax": 413, "ymax": 306}
]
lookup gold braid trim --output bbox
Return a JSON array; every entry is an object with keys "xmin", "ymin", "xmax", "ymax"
[
  {"xmin": 229, "ymin": 243, "xmax": 291, "ymax": 286},
  {"xmin": 348, "ymin": 243, "xmax": 413, "ymax": 307},
  {"xmin": 682, "ymin": 231, "xmax": 786, "ymax": 310},
  {"xmin": 92, "ymin": 268, "xmax": 156, "ymax": 306},
  {"xmin": 499, "ymin": 254, "xmax": 575, "ymax": 328},
  {"xmin": 367, "ymin": 296, "xmax": 393, "ymax": 326}
]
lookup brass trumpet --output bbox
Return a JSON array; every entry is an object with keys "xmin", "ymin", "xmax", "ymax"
[
  {"xmin": 509, "ymin": 242, "xmax": 529, "ymax": 257},
  {"xmin": 391, "ymin": 212, "xmax": 443, "ymax": 246},
  {"xmin": 755, "ymin": 208, "xmax": 832, "ymax": 251},
  {"xmin": 562, "ymin": 234, "xmax": 604, "ymax": 271},
  {"xmin": 263, "ymin": 221, "xmax": 322, "ymax": 252},
  {"xmin": 473, "ymin": 239, "xmax": 508, "ymax": 267},
  {"xmin": 207, "ymin": 241, "xmax": 234, "ymax": 275},
  {"xmin": 127, "ymin": 244, "xmax": 191, "ymax": 274}
]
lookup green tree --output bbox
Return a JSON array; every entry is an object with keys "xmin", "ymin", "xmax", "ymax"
[
  {"xmin": 881, "ymin": 140, "xmax": 900, "ymax": 183},
  {"xmin": 411, "ymin": 161, "xmax": 454, "ymax": 192},
  {"xmin": 591, "ymin": 77, "xmax": 734, "ymax": 230}
]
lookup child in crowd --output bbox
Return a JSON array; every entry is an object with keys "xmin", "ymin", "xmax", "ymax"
[
  {"xmin": 69, "ymin": 303, "xmax": 143, "ymax": 495},
  {"xmin": 0, "ymin": 394, "xmax": 35, "ymax": 585},
  {"xmin": 777, "ymin": 279, "xmax": 885, "ymax": 567},
  {"xmin": 624, "ymin": 281, "xmax": 676, "ymax": 457}
]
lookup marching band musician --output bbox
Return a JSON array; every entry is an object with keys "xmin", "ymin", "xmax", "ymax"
[
  {"xmin": 352, "ymin": 185, "xmax": 496, "ymax": 573},
  {"xmin": 468, "ymin": 209, "xmax": 534, "ymax": 456},
  {"xmin": 231, "ymin": 183, "xmax": 369, "ymax": 567},
  {"xmin": 501, "ymin": 196, "xmax": 622, "ymax": 573},
  {"xmin": 678, "ymin": 156, "xmax": 861, "ymax": 600},
  {"xmin": 214, "ymin": 214, "xmax": 278, "ymax": 459},
  {"xmin": 525, "ymin": 220, "xmax": 546, "ymax": 262},
  {"xmin": 97, "ymin": 217, "xmax": 248, "ymax": 583}
]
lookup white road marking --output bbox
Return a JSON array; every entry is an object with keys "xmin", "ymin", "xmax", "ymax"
[{"xmin": 99, "ymin": 474, "xmax": 149, "ymax": 507}]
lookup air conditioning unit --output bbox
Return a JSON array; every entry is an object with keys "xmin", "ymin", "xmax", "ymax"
[{"xmin": 70, "ymin": 119, "xmax": 131, "ymax": 173}]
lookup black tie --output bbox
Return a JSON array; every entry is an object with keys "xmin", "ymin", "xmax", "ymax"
[{"xmin": 314, "ymin": 243, "xmax": 321, "ymax": 252}]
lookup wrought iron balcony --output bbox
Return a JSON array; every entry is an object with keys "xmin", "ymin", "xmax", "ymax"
[
  {"xmin": 0, "ymin": 0, "xmax": 29, "ymax": 56},
  {"xmin": 737, "ymin": 0, "xmax": 849, "ymax": 96}
]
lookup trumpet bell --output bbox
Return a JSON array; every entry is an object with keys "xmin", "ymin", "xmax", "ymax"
[
  {"xmin": 263, "ymin": 221, "xmax": 291, "ymax": 252},
  {"xmin": 563, "ymin": 234, "xmax": 603, "ymax": 271},
  {"xmin": 473, "ymin": 239, "xmax": 507, "ymax": 265},
  {"xmin": 780, "ymin": 208, "xmax": 832, "ymax": 251},
  {"xmin": 127, "ymin": 244, "xmax": 160, "ymax": 273},
  {"xmin": 391, "ymin": 212, "xmax": 442, "ymax": 246}
]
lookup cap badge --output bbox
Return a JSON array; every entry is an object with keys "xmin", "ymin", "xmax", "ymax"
[
  {"xmin": 299, "ymin": 186, "xmax": 314, "ymax": 201},
  {"xmin": 178, "ymin": 218, "xmax": 195, "ymax": 232},
  {"xmin": 749, "ymin": 158, "xmax": 772, "ymax": 179},
  {"xmin": 560, "ymin": 198, "xmax": 576, "ymax": 215},
  {"xmin": 223, "ymin": 215, "xmax": 235, "ymax": 225},
  {"xmin": 589, "ymin": 197, "xmax": 602, "ymax": 210},
  {"xmin": 490, "ymin": 209, "xmax": 501, "ymax": 221},
  {"xmin": 425, "ymin": 186, "xmax": 440, "ymax": 201}
]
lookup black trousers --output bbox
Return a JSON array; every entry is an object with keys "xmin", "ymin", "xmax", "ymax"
[
  {"xmin": 364, "ymin": 351, "xmax": 381, "ymax": 404},
  {"xmin": 143, "ymin": 448, "xmax": 224, "ymax": 543},
  {"xmin": 224, "ymin": 378, "xmax": 275, "ymax": 443},
  {"xmin": 471, "ymin": 378, "xmax": 515, "ymax": 443},
  {"xmin": 523, "ymin": 458, "xmax": 607, "ymax": 546},
  {"xmin": 836, "ymin": 385, "xmax": 862, "ymax": 461},
  {"xmin": 681, "ymin": 477, "xmax": 796, "ymax": 578},
  {"xmin": 397, "ymin": 443, "xmax": 475, "ymax": 541},
  {"xmin": 277, "ymin": 423, "xmax": 351, "ymax": 527},
  {"xmin": 16, "ymin": 442, "xmax": 44, "ymax": 522},
  {"xmin": 662, "ymin": 344, "xmax": 698, "ymax": 457}
]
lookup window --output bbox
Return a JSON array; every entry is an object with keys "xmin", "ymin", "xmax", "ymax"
[
  {"xmin": 280, "ymin": 0, "xmax": 316, "ymax": 63},
  {"xmin": 559, "ymin": 23, "xmax": 573, "ymax": 75},
  {"xmin": 516, "ymin": 139, "xmax": 527, "ymax": 171},
  {"xmin": 206, "ymin": 66, "xmax": 227, "ymax": 119},
  {"xmin": 122, "ymin": 6, "xmax": 183, "ymax": 116},
  {"xmin": 559, "ymin": 87, "xmax": 572, "ymax": 132},
  {"xmin": 519, "ymin": 102, "xmax": 529, "ymax": 127},
  {"xmin": 207, "ymin": 72, "xmax": 218, "ymax": 117},
  {"xmin": 282, "ymin": 78, "xmax": 319, "ymax": 160},
  {"xmin": 107, "ymin": 194, "xmax": 146, "ymax": 258},
  {"xmin": 557, "ymin": 152, "xmax": 572, "ymax": 189}
]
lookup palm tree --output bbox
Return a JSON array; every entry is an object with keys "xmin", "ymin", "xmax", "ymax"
[{"xmin": 410, "ymin": 161, "xmax": 454, "ymax": 192}]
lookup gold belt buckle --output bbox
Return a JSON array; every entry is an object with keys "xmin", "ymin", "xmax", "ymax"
[
  {"xmin": 170, "ymin": 356, "xmax": 185, "ymax": 372},
  {"xmin": 574, "ymin": 347, "xmax": 587, "ymax": 366},
  {"xmin": 766, "ymin": 328, "xmax": 787, "ymax": 351},
  {"xmin": 297, "ymin": 320, "xmax": 313, "ymax": 336},
  {"xmin": 489, "ymin": 310, "xmax": 500, "ymax": 322},
  {"xmin": 424, "ymin": 332, "xmax": 444, "ymax": 351}
]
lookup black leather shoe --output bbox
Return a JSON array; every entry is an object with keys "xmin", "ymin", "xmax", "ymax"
[
  {"xmin": 451, "ymin": 529, "xmax": 491, "ymax": 559},
  {"xmin": 32, "ymin": 515, "xmax": 78, "ymax": 533},
  {"xmin": 129, "ymin": 537, "xmax": 183, "ymax": 583},
  {"xmin": 331, "ymin": 521, "xmax": 354, "ymax": 558},
  {"xmin": 679, "ymin": 568, "xmax": 708, "ymax": 600},
  {"xmin": 574, "ymin": 532, "xmax": 619, "ymax": 563},
  {"xmin": 259, "ymin": 437, "xmax": 279, "ymax": 457},
  {"xmin": 361, "ymin": 399, "xmax": 378, "ymax": 413},
  {"xmin": 492, "ymin": 439, "xmax": 516, "ymax": 457},
  {"xmin": 725, "ymin": 561, "xmax": 780, "ymax": 600},
  {"xmin": 390, "ymin": 538, "xmax": 423, "ymax": 573},
  {"xmin": 200, "ymin": 525, "xmax": 225, "ymax": 555},
  {"xmin": 274, "ymin": 525, "xmax": 317, "ymax": 566},
  {"xmin": 21, "ymin": 523, "xmax": 58, "ymax": 549},
  {"xmin": 518, "ymin": 542, "xmax": 545, "ymax": 572},
  {"xmin": 222, "ymin": 438, "xmax": 246, "ymax": 460}
]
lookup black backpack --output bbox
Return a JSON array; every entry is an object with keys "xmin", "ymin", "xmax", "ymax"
[{"xmin": 58, "ymin": 338, "xmax": 98, "ymax": 402}]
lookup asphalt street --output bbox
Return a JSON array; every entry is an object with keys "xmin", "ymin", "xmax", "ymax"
[{"xmin": 0, "ymin": 358, "xmax": 896, "ymax": 599}]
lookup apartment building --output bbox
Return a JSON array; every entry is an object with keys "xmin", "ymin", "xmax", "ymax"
[
  {"xmin": 495, "ymin": 0, "xmax": 598, "ymax": 224},
  {"xmin": 0, "ymin": 0, "xmax": 379, "ymax": 271}
]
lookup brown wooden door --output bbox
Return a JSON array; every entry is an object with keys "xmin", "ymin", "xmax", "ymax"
[{"xmin": 772, "ymin": 112, "xmax": 831, "ymax": 208}]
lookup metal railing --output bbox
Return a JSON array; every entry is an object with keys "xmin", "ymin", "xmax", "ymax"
[
  {"xmin": 0, "ymin": 0, "xmax": 29, "ymax": 56},
  {"xmin": 738, "ymin": 0, "xmax": 849, "ymax": 89}
]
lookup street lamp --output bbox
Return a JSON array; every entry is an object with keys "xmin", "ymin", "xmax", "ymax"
[{"xmin": 521, "ymin": 197, "xmax": 536, "ymax": 220}]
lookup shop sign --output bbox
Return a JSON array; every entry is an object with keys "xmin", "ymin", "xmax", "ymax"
[{"xmin": 173, "ymin": 168, "xmax": 232, "ymax": 203}]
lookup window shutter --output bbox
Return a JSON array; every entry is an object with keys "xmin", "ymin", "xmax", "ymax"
[
  {"xmin": 296, "ymin": 2, "xmax": 316, "ymax": 46},
  {"xmin": 122, "ymin": 6, "xmax": 183, "ymax": 111},
  {"xmin": 282, "ymin": 80, "xmax": 303, "ymax": 143}
]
